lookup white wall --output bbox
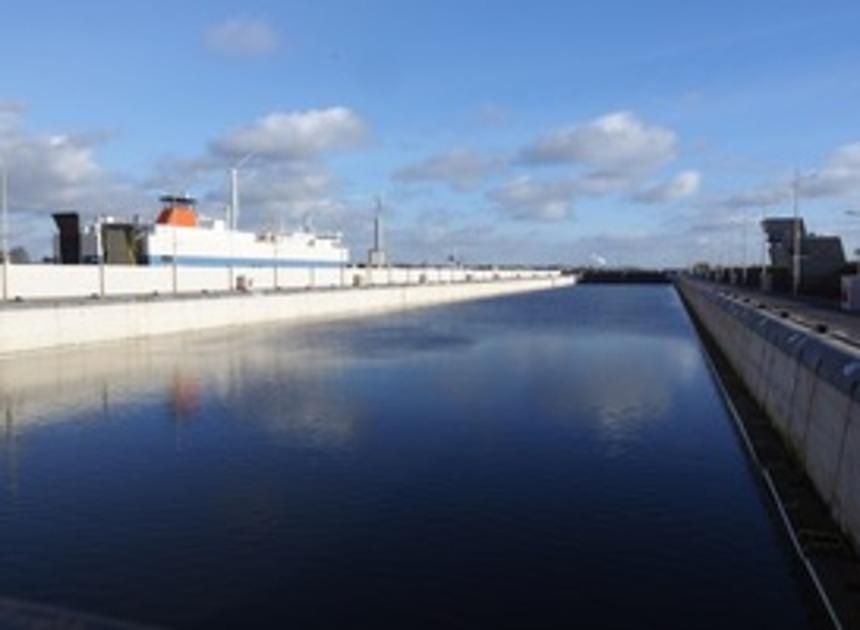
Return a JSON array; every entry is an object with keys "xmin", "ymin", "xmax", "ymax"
[
  {"xmin": 104, "ymin": 265, "xmax": 173, "ymax": 296},
  {"xmin": 0, "ymin": 275, "xmax": 574, "ymax": 356},
  {"xmin": 0, "ymin": 263, "xmax": 561, "ymax": 300},
  {"xmin": 4, "ymin": 265, "xmax": 102, "ymax": 299}
]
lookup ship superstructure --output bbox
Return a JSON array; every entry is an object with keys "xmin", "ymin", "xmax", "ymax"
[{"xmin": 54, "ymin": 195, "xmax": 349, "ymax": 268}]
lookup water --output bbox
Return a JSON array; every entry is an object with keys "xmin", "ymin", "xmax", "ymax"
[{"xmin": 0, "ymin": 286, "xmax": 813, "ymax": 628}]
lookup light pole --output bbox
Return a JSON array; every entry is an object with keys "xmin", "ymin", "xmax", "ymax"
[
  {"xmin": 791, "ymin": 171, "xmax": 801, "ymax": 296},
  {"xmin": 171, "ymin": 226, "xmax": 178, "ymax": 295},
  {"xmin": 741, "ymin": 208, "xmax": 749, "ymax": 285},
  {"xmin": 339, "ymin": 238, "xmax": 345, "ymax": 288},
  {"xmin": 761, "ymin": 206, "xmax": 769, "ymax": 291},
  {"xmin": 273, "ymin": 231, "xmax": 279, "ymax": 290},
  {"xmin": 1, "ymin": 159, "xmax": 8, "ymax": 301},
  {"xmin": 227, "ymin": 152, "xmax": 256, "ymax": 292}
]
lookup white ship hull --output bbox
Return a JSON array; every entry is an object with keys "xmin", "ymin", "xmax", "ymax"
[{"xmin": 143, "ymin": 224, "xmax": 348, "ymax": 267}]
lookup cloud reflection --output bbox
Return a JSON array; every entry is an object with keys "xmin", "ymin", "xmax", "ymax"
[
  {"xmin": 570, "ymin": 334, "xmax": 701, "ymax": 454},
  {"xmin": 0, "ymin": 325, "xmax": 363, "ymax": 450}
]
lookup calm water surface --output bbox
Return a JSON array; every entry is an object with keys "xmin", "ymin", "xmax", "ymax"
[{"xmin": 0, "ymin": 286, "xmax": 813, "ymax": 628}]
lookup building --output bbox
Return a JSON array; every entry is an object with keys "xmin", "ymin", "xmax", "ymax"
[{"xmin": 762, "ymin": 217, "xmax": 845, "ymax": 293}]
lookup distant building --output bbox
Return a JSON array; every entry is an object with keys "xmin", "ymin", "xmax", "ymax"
[{"xmin": 762, "ymin": 217, "xmax": 845, "ymax": 292}]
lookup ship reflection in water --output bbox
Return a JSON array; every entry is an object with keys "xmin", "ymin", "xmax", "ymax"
[{"xmin": 0, "ymin": 286, "xmax": 813, "ymax": 628}]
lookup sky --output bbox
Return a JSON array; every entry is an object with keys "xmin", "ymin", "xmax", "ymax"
[{"xmin": 2, "ymin": 0, "xmax": 860, "ymax": 266}]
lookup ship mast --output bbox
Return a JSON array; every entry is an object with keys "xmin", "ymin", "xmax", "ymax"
[
  {"xmin": 229, "ymin": 152, "xmax": 256, "ymax": 231},
  {"xmin": 368, "ymin": 196, "xmax": 386, "ymax": 267}
]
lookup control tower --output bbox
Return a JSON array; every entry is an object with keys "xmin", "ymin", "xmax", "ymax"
[{"xmin": 762, "ymin": 216, "xmax": 845, "ymax": 293}]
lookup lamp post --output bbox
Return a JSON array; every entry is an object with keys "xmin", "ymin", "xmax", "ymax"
[
  {"xmin": 1, "ymin": 159, "xmax": 8, "ymax": 301},
  {"xmin": 339, "ymin": 238, "xmax": 345, "ymax": 288},
  {"xmin": 171, "ymin": 225, "xmax": 178, "ymax": 295},
  {"xmin": 227, "ymin": 152, "xmax": 256, "ymax": 291},
  {"xmin": 741, "ymin": 208, "xmax": 749, "ymax": 285},
  {"xmin": 791, "ymin": 171, "xmax": 801, "ymax": 296},
  {"xmin": 273, "ymin": 231, "xmax": 279, "ymax": 290},
  {"xmin": 760, "ymin": 206, "xmax": 768, "ymax": 291}
]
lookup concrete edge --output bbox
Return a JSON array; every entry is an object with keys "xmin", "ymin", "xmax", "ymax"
[
  {"xmin": 0, "ymin": 276, "xmax": 575, "ymax": 358},
  {"xmin": 676, "ymin": 279, "xmax": 860, "ymax": 629}
]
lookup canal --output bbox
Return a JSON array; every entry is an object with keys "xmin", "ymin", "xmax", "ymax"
[{"xmin": 0, "ymin": 285, "xmax": 814, "ymax": 628}]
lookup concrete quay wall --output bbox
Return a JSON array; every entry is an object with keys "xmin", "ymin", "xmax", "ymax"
[
  {"xmin": 677, "ymin": 278, "xmax": 860, "ymax": 549},
  {"xmin": 0, "ymin": 262, "xmax": 538, "ymax": 301},
  {"xmin": 0, "ymin": 275, "xmax": 572, "ymax": 356}
]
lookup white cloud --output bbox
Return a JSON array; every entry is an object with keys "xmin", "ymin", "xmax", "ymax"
[
  {"xmin": 702, "ymin": 141, "xmax": 860, "ymax": 215},
  {"xmin": 0, "ymin": 107, "xmax": 149, "ymax": 255},
  {"xmin": 393, "ymin": 148, "xmax": 501, "ymax": 192},
  {"xmin": 213, "ymin": 163, "xmax": 345, "ymax": 227},
  {"xmin": 0, "ymin": 111, "xmax": 103, "ymax": 211},
  {"xmin": 171, "ymin": 108, "xmax": 371, "ymax": 231},
  {"xmin": 519, "ymin": 111, "xmax": 677, "ymax": 172},
  {"xmin": 575, "ymin": 169, "xmax": 636, "ymax": 195},
  {"xmin": 799, "ymin": 142, "xmax": 860, "ymax": 198},
  {"xmin": 485, "ymin": 165, "xmax": 689, "ymax": 223},
  {"xmin": 710, "ymin": 187, "xmax": 789, "ymax": 210},
  {"xmin": 633, "ymin": 170, "xmax": 701, "ymax": 204},
  {"xmin": 0, "ymin": 101, "xmax": 26, "ymax": 131},
  {"xmin": 487, "ymin": 175, "xmax": 576, "ymax": 221},
  {"xmin": 0, "ymin": 104, "xmax": 369, "ymax": 249},
  {"xmin": 387, "ymin": 217, "xmax": 501, "ymax": 263},
  {"xmin": 589, "ymin": 252, "xmax": 608, "ymax": 267},
  {"xmin": 206, "ymin": 17, "xmax": 280, "ymax": 56},
  {"xmin": 211, "ymin": 107, "xmax": 367, "ymax": 162}
]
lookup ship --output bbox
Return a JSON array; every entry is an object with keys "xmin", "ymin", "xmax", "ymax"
[{"xmin": 52, "ymin": 194, "xmax": 349, "ymax": 268}]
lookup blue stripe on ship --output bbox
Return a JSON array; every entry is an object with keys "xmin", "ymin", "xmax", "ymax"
[{"xmin": 145, "ymin": 255, "xmax": 346, "ymax": 268}]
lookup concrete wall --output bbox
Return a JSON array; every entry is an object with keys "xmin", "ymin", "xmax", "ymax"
[
  {"xmin": 677, "ymin": 278, "xmax": 860, "ymax": 549},
  {"xmin": 0, "ymin": 263, "xmax": 547, "ymax": 301},
  {"xmin": 0, "ymin": 275, "xmax": 573, "ymax": 356}
]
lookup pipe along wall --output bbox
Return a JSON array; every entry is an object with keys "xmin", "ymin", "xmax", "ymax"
[{"xmin": 678, "ymin": 278, "xmax": 860, "ymax": 550}]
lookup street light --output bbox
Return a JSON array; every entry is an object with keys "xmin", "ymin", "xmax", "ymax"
[
  {"xmin": 1, "ymin": 159, "xmax": 8, "ymax": 301},
  {"xmin": 791, "ymin": 171, "xmax": 801, "ymax": 296},
  {"xmin": 761, "ymin": 206, "xmax": 769, "ymax": 291},
  {"xmin": 729, "ymin": 211, "xmax": 749, "ymax": 285},
  {"xmin": 226, "ymin": 151, "xmax": 257, "ymax": 291}
]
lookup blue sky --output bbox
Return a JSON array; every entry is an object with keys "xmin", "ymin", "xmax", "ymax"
[{"xmin": 2, "ymin": 0, "xmax": 860, "ymax": 265}]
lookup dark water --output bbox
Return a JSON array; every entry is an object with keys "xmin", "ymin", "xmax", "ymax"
[{"xmin": 0, "ymin": 286, "xmax": 813, "ymax": 628}]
